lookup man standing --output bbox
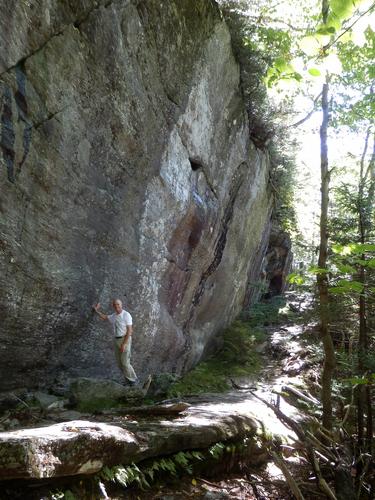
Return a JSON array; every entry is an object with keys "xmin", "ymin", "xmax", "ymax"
[{"xmin": 93, "ymin": 299, "xmax": 138, "ymax": 385}]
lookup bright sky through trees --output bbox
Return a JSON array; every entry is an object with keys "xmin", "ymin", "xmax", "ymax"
[{"xmin": 263, "ymin": 0, "xmax": 375, "ymax": 256}]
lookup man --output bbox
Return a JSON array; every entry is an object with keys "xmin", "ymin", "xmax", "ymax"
[{"xmin": 93, "ymin": 299, "xmax": 138, "ymax": 385}]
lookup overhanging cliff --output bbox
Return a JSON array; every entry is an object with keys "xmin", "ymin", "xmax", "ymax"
[{"xmin": 0, "ymin": 0, "xmax": 274, "ymax": 390}]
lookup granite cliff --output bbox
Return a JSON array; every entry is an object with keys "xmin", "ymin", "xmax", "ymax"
[{"xmin": 0, "ymin": 0, "xmax": 280, "ymax": 390}]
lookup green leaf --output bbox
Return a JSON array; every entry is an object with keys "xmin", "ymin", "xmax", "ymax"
[
  {"xmin": 274, "ymin": 57, "xmax": 289, "ymax": 72},
  {"xmin": 299, "ymin": 36, "xmax": 322, "ymax": 56},
  {"xmin": 308, "ymin": 68, "xmax": 321, "ymax": 76},
  {"xmin": 343, "ymin": 376, "xmax": 370, "ymax": 386},
  {"xmin": 316, "ymin": 26, "xmax": 336, "ymax": 35},
  {"xmin": 308, "ymin": 265, "xmax": 329, "ymax": 274},
  {"xmin": 328, "ymin": 286, "xmax": 347, "ymax": 294},
  {"xmin": 329, "ymin": 279, "xmax": 364, "ymax": 294},
  {"xmin": 64, "ymin": 492, "xmax": 76, "ymax": 500},
  {"xmin": 287, "ymin": 272, "xmax": 305, "ymax": 285},
  {"xmin": 335, "ymin": 263, "xmax": 356, "ymax": 274},
  {"xmin": 332, "ymin": 244, "xmax": 351, "ymax": 255},
  {"xmin": 332, "ymin": 243, "xmax": 375, "ymax": 255},
  {"xmin": 351, "ymin": 243, "xmax": 375, "ymax": 253}
]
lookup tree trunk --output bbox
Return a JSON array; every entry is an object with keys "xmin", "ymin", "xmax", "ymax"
[
  {"xmin": 357, "ymin": 126, "xmax": 374, "ymax": 453},
  {"xmin": 317, "ymin": 80, "xmax": 335, "ymax": 431}
]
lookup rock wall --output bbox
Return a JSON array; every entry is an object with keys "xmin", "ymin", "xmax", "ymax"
[
  {"xmin": 263, "ymin": 226, "xmax": 293, "ymax": 297},
  {"xmin": 0, "ymin": 0, "xmax": 273, "ymax": 390}
]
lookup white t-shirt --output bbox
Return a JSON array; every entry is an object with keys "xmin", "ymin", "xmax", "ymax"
[{"xmin": 108, "ymin": 310, "xmax": 133, "ymax": 338}]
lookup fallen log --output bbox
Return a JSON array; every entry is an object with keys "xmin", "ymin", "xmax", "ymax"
[
  {"xmin": 281, "ymin": 385, "xmax": 320, "ymax": 406},
  {"xmin": 249, "ymin": 390, "xmax": 338, "ymax": 500},
  {"xmin": 270, "ymin": 451, "xmax": 306, "ymax": 500},
  {"xmin": 107, "ymin": 402, "xmax": 190, "ymax": 416}
]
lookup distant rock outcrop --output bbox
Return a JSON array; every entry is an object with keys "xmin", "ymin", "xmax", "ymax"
[{"xmin": 264, "ymin": 226, "xmax": 293, "ymax": 296}]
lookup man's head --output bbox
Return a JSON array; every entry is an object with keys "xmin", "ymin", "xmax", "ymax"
[{"xmin": 112, "ymin": 299, "xmax": 123, "ymax": 314}]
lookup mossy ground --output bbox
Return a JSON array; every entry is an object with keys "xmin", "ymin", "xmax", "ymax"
[
  {"xmin": 167, "ymin": 321, "xmax": 265, "ymax": 397},
  {"xmin": 167, "ymin": 296, "xmax": 295, "ymax": 398}
]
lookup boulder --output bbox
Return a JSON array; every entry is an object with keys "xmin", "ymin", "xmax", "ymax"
[
  {"xmin": 32, "ymin": 391, "xmax": 60, "ymax": 409},
  {"xmin": 148, "ymin": 373, "xmax": 179, "ymax": 397},
  {"xmin": 69, "ymin": 377, "xmax": 145, "ymax": 411}
]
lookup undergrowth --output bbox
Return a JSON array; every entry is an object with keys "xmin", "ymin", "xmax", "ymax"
[
  {"xmin": 167, "ymin": 296, "xmax": 298, "ymax": 398},
  {"xmin": 167, "ymin": 320, "xmax": 265, "ymax": 397},
  {"xmin": 241, "ymin": 295, "xmax": 294, "ymax": 326},
  {"xmin": 50, "ymin": 435, "xmax": 268, "ymax": 499}
]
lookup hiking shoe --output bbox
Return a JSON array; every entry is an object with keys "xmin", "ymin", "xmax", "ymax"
[{"xmin": 126, "ymin": 378, "xmax": 139, "ymax": 387}]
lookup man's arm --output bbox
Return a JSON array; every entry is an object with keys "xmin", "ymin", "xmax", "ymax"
[
  {"xmin": 92, "ymin": 303, "xmax": 109, "ymax": 321},
  {"xmin": 120, "ymin": 325, "xmax": 133, "ymax": 352}
]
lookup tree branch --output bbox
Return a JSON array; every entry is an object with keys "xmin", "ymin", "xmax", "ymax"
[
  {"xmin": 324, "ymin": 2, "xmax": 375, "ymax": 51},
  {"xmin": 288, "ymin": 92, "xmax": 323, "ymax": 128}
]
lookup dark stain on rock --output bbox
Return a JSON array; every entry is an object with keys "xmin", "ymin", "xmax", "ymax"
[
  {"xmin": 166, "ymin": 200, "xmax": 206, "ymax": 315},
  {"xmin": 190, "ymin": 162, "xmax": 247, "ymax": 310},
  {"xmin": 1, "ymin": 86, "xmax": 16, "ymax": 182},
  {"xmin": 15, "ymin": 65, "xmax": 32, "ymax": 171},
  {"xmin": 0, "ymin": 66, "xmax": 32, "ymax": 182}
]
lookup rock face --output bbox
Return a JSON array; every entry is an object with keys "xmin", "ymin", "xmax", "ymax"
[{"xmin": 0, "ymin": 0, "xmax": 273, "ymax": 390}]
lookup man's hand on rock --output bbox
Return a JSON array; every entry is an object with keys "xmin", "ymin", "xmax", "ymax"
[{"xmin": 92, "ymin": 303, "xmax": 100, "ymax": 312}]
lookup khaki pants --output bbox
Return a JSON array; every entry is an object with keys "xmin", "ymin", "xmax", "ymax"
[{"xmin": 114, "ymin": 336, "xmax": 137, "ymax": 383}]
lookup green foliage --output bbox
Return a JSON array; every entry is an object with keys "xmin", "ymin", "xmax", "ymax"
[
  {"xmin": 208, "ymin": 442, "xmax": 225, "ymax": 459},
  {"xmin": 98, "ymin": 434, "xmax": 263, "ymax": 494},
  {"xmin": 343, "ymin": 373, "xmax": 375, "ymax": 386},
  {"xmin": 287, "ymin": 272, "xmax": 305, "ymax": 285},
  {"xmin": 51, "ymin": 491, "xmax": 76, "ymax": 500},
  {"xmin": 220, "ymin": 1, "xmax": 277, "ymax": 144},
  {"xmin": 328, "ymin": 278, "xmax": 364, "ymax": 294},
  {"xmin": 268, "ymin": 139, "xmax": 299, "ymax": 232},
  {"xmin": 332, "ymin": 243, "xmax": 375, "ymax": 255},
  {"xmin": 219, "ymin": 2, "xmax": 298, "ymax": 232},
  {"xmin": 243, "ymin": 295, "xmax": 294, "ymax": 326},
  {"xmin": 98, "ymin": 443, "xmax": 238, "ymax": 491},
  {"xmin": 101, "ymin": 463, "xmax": 151, "ymax": 490},
  {"xmin": 167, "ymin": 319, "xmax": 265, "ymax": 397},
  {"xmin": 326, "ymin": 0, "xmax": 370, "ymax": 32}
]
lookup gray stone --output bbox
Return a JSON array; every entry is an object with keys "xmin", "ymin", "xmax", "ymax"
[
  {"xmin": 203, "ymin": 491, "xmax": 231, "ymax": 500},
  {"xmin": 5, "ymin": 418, "xmax": 20, "ymax": 429},
  {"xmin": 32, "ymin": 391, "xmax": 60, "ymax": 409},
  {"xmin": 264, "ymin": 225, "xmax": 293, "ymax": 296},
  {"xmin": 69, "ymin": 377, "xmax": 145, "ymax": 410},
  {"xmin": 46, "ymin": 399, "xmax": 67, "ymax": 410},
  {"xmin": 53, "ymin": 410, "xmax": 87, "ymax": 422},
  {"xmin": 148, "ymin": 372, "xmax": 179, "ymax": 397},
  {"xmin": 0, "ymin": 0, "xmax": 273, "ymax": 391}
]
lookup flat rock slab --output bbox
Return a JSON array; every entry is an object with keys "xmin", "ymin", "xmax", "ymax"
[{"xmin": 0, "ymin": 392, "xmax": 259, "ymax": 480}]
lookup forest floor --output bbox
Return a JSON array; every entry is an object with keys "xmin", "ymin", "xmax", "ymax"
[
  {"xmin": 119, "ymin": 292, "xmax": 320, "ymax": 499},
  {"xmin": 0, "ymin": 292, "xmax": 324, "ymax": 499},
  {"xmin": 105, "ymin": 292, "xmax": 321, "ymax": 499}
]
